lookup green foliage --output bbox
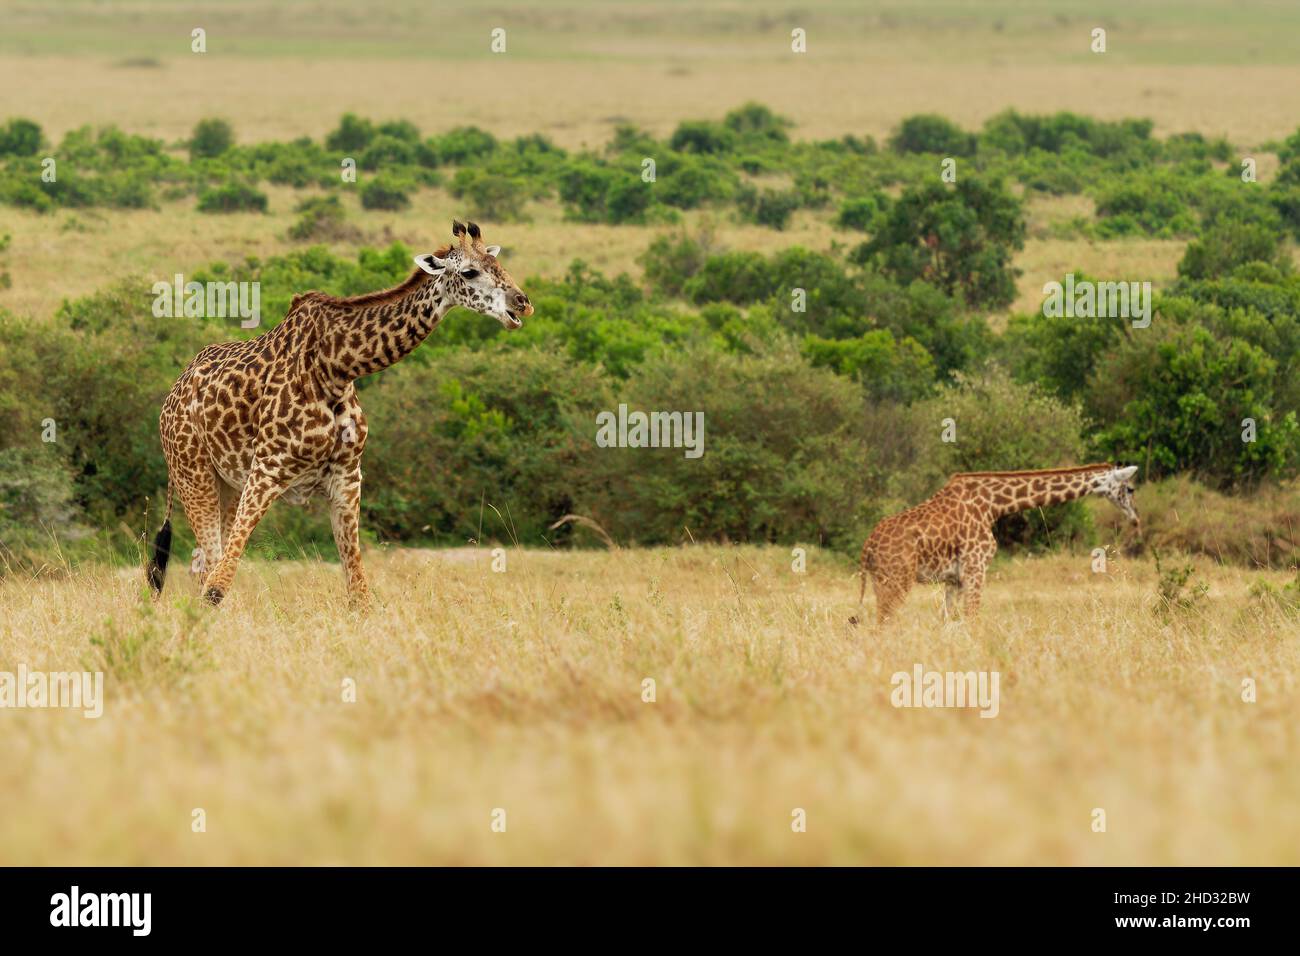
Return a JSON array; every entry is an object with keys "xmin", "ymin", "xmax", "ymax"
[
  {"xmin": 890, "ymin": 114, "xmax": 976, "ymax": 157},
  {"xmin": 1178, "ymin": 220, "xmax": 1291, "ymax": 280},
  {"xmin": 197, "ymin": 181, "xmax": 268, "ymax": 213},
  {"xmin": 854, "ymin": 178, "xmax": 1025, "ymax": 310},
  {"xmin": 0, "ymin": 117, "xmax": 43, "ymax": 156},
  {"xmin": 836, "ymin": 193, "xmax": 889, "ymax": 231},
  {"xmin": 359, "ymin": 175, "xmax": 411, "ymax": 210},
  {"xmin": 450, "ymin": 167, "xmax": 531, "ymax": 221},
  {"xmin": 287, "ymin": 195, "xmax": 354, "ymax": 241},
  {"xmin": 189, "ymin": 118, "xmax": 234, "ymax": 159},
  {"xmin": 324, "ymin": 113, "xmax": 375, "ymax": 154},
  {"xmin": 583, "ymin": 342, "xmax": 872, "ymax": 549},
  {"xmin": 1089, "ymin": 323, "xmax": 1300, "ymax": 487}
]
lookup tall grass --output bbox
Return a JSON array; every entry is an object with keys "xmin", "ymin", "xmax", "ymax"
[{"xmin": 0, "ymin": 545, "xmax": 1296, "ymax": 865}]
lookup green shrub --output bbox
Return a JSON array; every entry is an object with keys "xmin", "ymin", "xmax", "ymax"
[
  {"xmin": 836, "ymin": 193, "xmax": 889, "ymax": 231},
  {"xmin": 433, "ymin": 126, "xmax": 498, "ymax": 164},
  {"xmin": 325, "ymin": 113, "xmax": 375, "ymax": 154},
  {"xmin": 855, "ymin": 178, "xmax": 1025, "ymax": 310},
  {"xmin": 1177, "ymin": 220, "xmax": 1292, "ymax": 280},
  {"xmin": 359, "ymin": 175, "xmax": 411, "ymax": 211},
  {"xmin": 189, "ymin": 118, "xmax": 234, "ymax": 159},
  {"xmin": 890, "ymin": 114, "xmax": 976, "ymax": 157},
  {"xmin": 197, "ymin": 181, "xmax": 268, "ymax": 213},
  {"xmin": 742, "ymin": 188, "xmax": 800, "ymax": 230},
  {"xmin": 1089, "ymin": 323, "xmax": 1300, "ymax": 487},
  {"xmin": 0, "ymin": 118, "xmax": 43, "ymax": 156},
  {"xmin": 582, "ymin": 341, "xmax": 872, "ymax": 549},
  {"xmin": 450, "ymin": 168, "xmax": 531, "ymax": 221},
  {"xmin": 287, "ymin": 195, "xmax": 356, "ymax": 242},
  {"xmin": 669, "ymin": 120, "xmax": 736, "ymax": 155}
]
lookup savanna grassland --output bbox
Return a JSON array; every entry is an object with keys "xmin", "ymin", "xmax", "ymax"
[
  {"xmin": 3, "ymin": 0, "xmax": 1300, "ymax": 867},
  {"xmin": 2, "ymin": 544, "xmax": 1297, "ymax": 866}
]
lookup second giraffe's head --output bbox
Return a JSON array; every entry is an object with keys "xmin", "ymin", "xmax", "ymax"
[
  {"xmin": 414, "ymin": 220, "xmax": 533, "ymax": 330},
  {"xmin": 1094, "ymin": 464, "xmax": 1140, "ymax": 527}
]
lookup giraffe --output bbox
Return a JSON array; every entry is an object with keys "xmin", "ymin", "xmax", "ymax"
[
  {"xmin": 853, "ymin": 463, "xmax": 1139, "ymax": 625},
  {"xmin": 145, "ymin": 220, "xmax": 532, "ymax": 608}
]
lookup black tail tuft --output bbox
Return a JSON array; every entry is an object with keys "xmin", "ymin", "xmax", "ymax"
[{"xmin": 147, "ymin": 518, "xmax": 172, "ymax": 596}]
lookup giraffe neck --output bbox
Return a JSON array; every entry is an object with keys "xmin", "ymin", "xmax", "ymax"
[
  {"xmin": 320, "ymin": 272, "xmax": 453, "ymax": 387},
  {"xmin": 964, "ymin": 467, "xmax": 1108, "ymax": 519}
]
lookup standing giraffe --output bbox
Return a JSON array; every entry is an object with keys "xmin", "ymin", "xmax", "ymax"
[
  {"xmin": 146, "ymin": 220, "xmax": 532, "ymax": 608},
  {"xmin": 854, "ymin": 463, "xmax": 1139, "ymax": 625}
]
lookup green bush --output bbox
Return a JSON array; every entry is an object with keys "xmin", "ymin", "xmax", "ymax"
[
  {"xmin": 450, "ymin": 167, "xmax": 531, "ymax": 221},
  {"xmin": 836, "ymin": 193, "xmax": 889, "ymax": 231},
  {"xmin": 359, "ymin": 175, "xmax": 412, "ymax": 211},
  {"xmin": 189, "ymin": 118, "xmax": 234, "ymax": 159},
  {"xmin": 1089, "ymin": 323, "xmax": 1300, "ymax": 487},
  {"xmin": 582, "ymin": 341, "xmax": 872, "ymax": 548},
  {"xmin": 197, "ymin": 181, "xmax": 268, "ymax": 213},
  {"xmin": 325, "ymin": 113, "xmax": 376, "ymax": 154},
  {"xmin": 1177, "ymin": 220, "xmax": 1292, "ymax": 280},
  {"xmin": 855, "ymin": 178, "xmax": 1025, "ymax": 310},
  {"xmin": 0, "ymin": 118, "xmax": 43, "ymax": 156},
  {"xmin": 890, "ymin": 114, "xmax": 976, "ymax": 157}
]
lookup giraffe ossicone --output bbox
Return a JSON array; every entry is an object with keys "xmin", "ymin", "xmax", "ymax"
[
  {"xmin": 854, "ymin": 463, "xmax": 1140, "ymax": 626},
  {"xmin": 146, "ymin": 220, "xmax": 533, "ymax": 608}
]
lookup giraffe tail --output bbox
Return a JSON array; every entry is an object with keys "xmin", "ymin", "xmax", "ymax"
[
  {"xmin": 850, "ymin": 538, "xmax": 875, "ymax": 627},
  {"xmin": 146, "ymin": 484, "xmax": 174, "ymax": 597}
]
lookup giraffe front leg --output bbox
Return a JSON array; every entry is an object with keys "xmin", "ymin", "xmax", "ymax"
[
  {"xmin": 328, "ymin": 472, "xmax": 370, "ymax": 610},
  {"xmin": 202, "ymin": 467, "xmax": 286, "ymax": 606}
]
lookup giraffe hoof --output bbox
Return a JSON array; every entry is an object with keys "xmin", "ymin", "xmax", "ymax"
[
  {"xmin": 202, "ymin": 586, "xmax": 225, "ymax": 607},
  {"xmin": 848, "ymin": 615, "xmax": 859, "ymax": 627}
]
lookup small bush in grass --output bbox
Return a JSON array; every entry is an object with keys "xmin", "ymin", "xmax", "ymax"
[
  {"xmin": 197, "ymin": 181, "xmax": 267, "ymax": 213},
  {"xmin": 451, "ymin": 168, "xmax": 531, "ymax": 222},
  {"xmin": 0, "ymin": 118, "xmax": 42, "ymax": 156},
  {"xmin": 890, "ymin": 114, "xmax": 976, "ymax": 157},
  {"xmin": 288, "ymin": 195, "xmax": 358, "ymax": 242},
  {"xmin": 359, "ymin": 175, "xmax": 411, "ymax": 211},
  {"xmin": 189, "ymin": 118, "xmax": 234, "ymax": 159},
  {"xmin": 1152, "ymin": 548, "xmax": 1209, "ymax": 620}
]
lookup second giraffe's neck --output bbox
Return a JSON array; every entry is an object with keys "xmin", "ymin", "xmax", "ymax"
[
  {"xmin": 321, "ymin": 272, "xmax": 453, "ymax": 388},
  {"xmin": 956, "ymin": 466, "xmax": 1109, "ymax": 519}
]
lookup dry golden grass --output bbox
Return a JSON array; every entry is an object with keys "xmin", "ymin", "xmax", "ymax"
[{"xmin": 1, "ymin": 545, "xmax": 1296, "ymax": 865}]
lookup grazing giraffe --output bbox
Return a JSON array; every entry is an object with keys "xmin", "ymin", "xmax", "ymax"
[
  {"xmin": 854, "ymin": 463, "xmax": 1139, "ymax": 625},
  {"xmin": 146, "ymin": 220, "xmax": 532, "ymax": 608}
]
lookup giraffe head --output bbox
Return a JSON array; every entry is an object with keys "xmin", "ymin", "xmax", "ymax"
[
  {"xmin": 1093, "ymin": 465, "xmax": 1140, "ymax": 527},
  {"xmin": 413, "ymin": 220, "xmax": 533, "ymax": 329}
]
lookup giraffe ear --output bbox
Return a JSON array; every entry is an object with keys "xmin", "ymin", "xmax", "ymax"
[
  {"xmin": 414, "ymin": 254, "xmax": 448, "ymax": 275},
  {"xmin": 1115, "ymin": 465, "xmax": 1138, "ymax": 481},
  {"xmin": 484, "ymin": 245, "xmax": 501, "ymax": 258}
]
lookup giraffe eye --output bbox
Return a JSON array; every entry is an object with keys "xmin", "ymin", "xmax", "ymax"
[{"xmin": 460, "ymin": 268, "xmax": 480, "ymax": 279}]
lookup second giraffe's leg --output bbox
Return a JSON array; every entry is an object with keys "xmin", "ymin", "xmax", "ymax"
[
  {"xmin": 175, "ymin": 469, "xmax": 224, "ymax": 587},
  {"xmin": 943, "ymin": 583, "xmax": 963, "ymax": 622},
  {"xmin": 202, "ymin": 467, "xmax": 286, "ymax": 606},
  {"xmin": 328, "ymin": 470, "xmax": 370, "ymax": 609}
]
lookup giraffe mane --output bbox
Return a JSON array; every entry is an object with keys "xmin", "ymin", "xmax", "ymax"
[
  {"xmin": 948, "ymin": 462, "xmax": 1113, "ymax": 480},
  {"xmin": 298, "ymin": 245, "xmax": 455, "ymax": 308}
]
